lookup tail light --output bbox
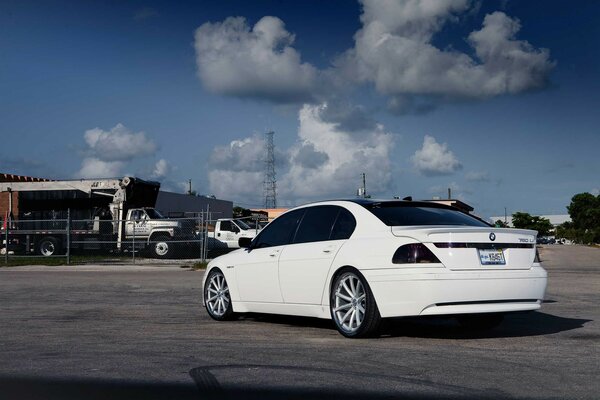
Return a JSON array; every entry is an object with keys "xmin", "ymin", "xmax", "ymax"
[{"xmin": 393, "ymin": 243, "xmax": 441, "ymax": 264}]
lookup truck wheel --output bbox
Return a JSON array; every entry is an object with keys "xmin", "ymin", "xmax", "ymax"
[
  {"xmin": 38, "ymin": 237, "xmax": 61, "ymax": 257},
  {"xmin": 152, "ymin": 234, "xmax": 173, "ymax": 259}
]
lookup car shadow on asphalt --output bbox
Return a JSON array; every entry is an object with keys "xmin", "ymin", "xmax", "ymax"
[
  {"xmin": 0, "ymin": 375, "xmax": 526, "ymax": 400},
  {"xmin": 238, "ymin": 311, "xmax": 591, "ymax": 340},
  {"xmin": 384, "ymin": 311, "xmax": 592, "ymax": 339},
  {"xmin": 239, "ymin": 313, "xmax": 337, "ymax": 330}
]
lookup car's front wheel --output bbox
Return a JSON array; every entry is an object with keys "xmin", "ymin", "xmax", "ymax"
[
  {"xmin": 204, "ymin": 269, "xmax": 235, "ymax": 321},
  {"xmin": 330, "ymin": 269, "xmax": 381, "ymax": 338}
]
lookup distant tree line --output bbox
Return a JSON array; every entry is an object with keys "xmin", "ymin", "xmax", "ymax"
[
  {"xmin": 556, "ymin": 193, "xmax": 600, "ymax": 244},
  {"xmin": 505, "ymin": 192, "xmax": 599, "ymax": 244},
  {"xmin": 510, "ymin": 212, "xmax": 554, "ymax": 236}
]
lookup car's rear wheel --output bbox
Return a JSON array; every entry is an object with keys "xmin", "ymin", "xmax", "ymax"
[
  {"xmin": 457, "ymin": 313, "xmax": 504, "ymax": 330},
  {"xmin": 330, "ymin": 269, "xmax": 381, "ymax": 338},
  {"xmin": 204, "ymin": 269, "xmax": 235, "ymax": 321}
]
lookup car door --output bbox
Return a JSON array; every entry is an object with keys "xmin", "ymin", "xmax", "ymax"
[
  {"xmin": 278, "ymin": 206, "xmax": 357, "ymax": 305},
  {"xmin": 234, "ymin": 209, "xmax": 305, "ymax": 303},
  {"xmin": 125, "ymin": 210, "xmax": 141, "ymax": 237},
  {"xmin": 137, "ymin": 210, "xmax": 152, "ymax": 237},
  {"xmin": 217, "ymin": 220, "xmax": 236, "ymax": 246}
]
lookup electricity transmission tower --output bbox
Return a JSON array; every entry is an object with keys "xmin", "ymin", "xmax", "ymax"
[{"xmin": 263, "ymin": 131, "xmax": 277, "ymax": 208}]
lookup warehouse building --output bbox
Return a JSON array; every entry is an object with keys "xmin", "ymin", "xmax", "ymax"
[
  {"xmin": 155, "ymin": 191, "xmax": 232, "ymax": 219},
  {"xmin": 1, "ymin": 172, "xmax": 232, "ymax": 221}
]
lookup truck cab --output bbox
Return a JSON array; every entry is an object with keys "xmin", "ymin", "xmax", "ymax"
[
  {"xmin": 124, "ymin": 207, "xmax": 195, "ymax": 258},
  {"xmin": 211, "ymin": 218, "xmax": 261, "ymax": 248}
]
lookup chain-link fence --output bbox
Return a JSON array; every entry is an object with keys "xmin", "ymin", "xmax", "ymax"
[{"xmin": 1, "ymin": 209, "xmax": 265, "ymax": 266}]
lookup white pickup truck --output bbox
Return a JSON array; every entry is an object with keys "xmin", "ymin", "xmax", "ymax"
[{"xmin": 208, "ymin": 218, "xmax": 261, "ymax": 248}]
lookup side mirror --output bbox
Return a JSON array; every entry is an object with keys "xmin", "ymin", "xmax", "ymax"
[{"xmin": 238, "ymin": 237, "xmax": 252, "ymax": 248}]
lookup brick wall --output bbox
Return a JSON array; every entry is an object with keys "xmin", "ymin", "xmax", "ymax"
[{"xmin": 0, "ymin": 191, "xmax": 19, "ymax": 219}]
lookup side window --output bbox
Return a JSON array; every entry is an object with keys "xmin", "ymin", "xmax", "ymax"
[
  {"xmin": 220, "ymin": 221, "xmax": 233, "ymax": 232},
  {"xmin": 330, "ymin": 208, "xmax": 356, "ymax": 240},
  {"xmin": 131, "ymin": 210, "xmax": 141, "ymax": 221},
  {"xmin": 253, "ymin": 209, "xmax": 305, "ymax": 249},
  {"xmin": 293, "ymin": 206, "xmax": 340, "ymax": 244}
]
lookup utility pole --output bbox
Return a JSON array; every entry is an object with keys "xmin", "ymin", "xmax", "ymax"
[
  {"xmin": 357, "ymin": 173, "xmax": 369, "ymax": 198},
  {"xmin": 263, "ymin": 131, "xmax": 277, "ymax": 209},
  {"xmin": 187, "ymin": 179, "xmax": 192, "ymax": 195},
  {"xmin": 504, "ymin": 207, "xmax": 507, "ymax": 224}
]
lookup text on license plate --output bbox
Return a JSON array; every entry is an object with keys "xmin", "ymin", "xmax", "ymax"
[{"xmin": 478, "ymin": 249, "xmax": 505, "ymax": 265}]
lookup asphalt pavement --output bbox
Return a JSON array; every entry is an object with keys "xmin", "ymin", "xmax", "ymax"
[{"xmin": 0, "ymin": 245, "xmax": 598, "ymax": 399}]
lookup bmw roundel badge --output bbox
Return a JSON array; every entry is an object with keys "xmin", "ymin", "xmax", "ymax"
[{"xmin": 489, "ymin": 232, "xmax": 496, "ymax": 241}]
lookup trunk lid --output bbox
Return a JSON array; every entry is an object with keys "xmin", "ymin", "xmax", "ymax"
[{"xmin": 391, "ymin": 226, "xmax": 537, "ymax": 270}]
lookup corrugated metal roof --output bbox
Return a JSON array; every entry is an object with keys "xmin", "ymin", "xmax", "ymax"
[{"xmin": 0, "ymin": 173, "xmax": 51, "ymax": 183}]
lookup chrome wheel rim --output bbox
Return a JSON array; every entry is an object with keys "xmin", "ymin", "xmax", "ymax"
[
  {"xmin": 333, "ymin": 273, "xmax": 366, "ymax": 333},
  {"xmin": 40, "ymin": 241, "xmax": 55, "ymax": 256},
  {"xmin": 206, "ymin": 272, "xmax": 230, "ymax": 317},
  {"xmin": 155, "ymin": 242, "xmax": 169, "ymax": 256}
]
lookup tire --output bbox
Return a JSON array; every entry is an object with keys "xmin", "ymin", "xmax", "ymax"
[
  {"xmin": 151, "ymin": 234, "xmax": 172, "ymax": 259},
  {"xmin": 37, "ymin": 237, "xmax": 61, "ymax": 257},
  {"xmin": 330, "ymin": 269, "xmax": 381, "ymax": 338},
  {"xmin": 204, "ymin": 269, "xmax": 236, "ymax": 321},
  {"xmin": 457, "ymin": 313, "xmax": 504, "ymax": 331}
]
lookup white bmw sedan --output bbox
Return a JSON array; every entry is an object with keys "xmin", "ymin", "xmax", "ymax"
[{"xmin": 202, "ymin": 200, "xmax": 547, "ymax": 338}]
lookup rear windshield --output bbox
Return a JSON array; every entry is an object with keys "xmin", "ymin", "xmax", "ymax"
[{"xmin": 367, "ymin": 205, "xmax": 489, "ymax": 227}]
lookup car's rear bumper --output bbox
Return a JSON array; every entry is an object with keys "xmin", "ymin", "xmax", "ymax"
[{"xmin": 363, "ymin": 265, "xmax": 547, "ymax": 318}]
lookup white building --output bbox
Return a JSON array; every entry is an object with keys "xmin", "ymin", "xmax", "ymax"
[{"xmin": 489, "ymin": 214, "xmax": 571, "ymax": 227}]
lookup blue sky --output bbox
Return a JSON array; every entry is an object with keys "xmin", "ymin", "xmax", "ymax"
[{"xmin": 1, "ymin": 0, "xmax": 599, "ymax": 218}]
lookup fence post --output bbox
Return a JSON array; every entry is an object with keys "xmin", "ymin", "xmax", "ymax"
[
  {"xmin": 66, "ymin": 209, "xmax": 71, "ymax": 265},
  {"xmin": 201, "ymin": 210, "xmax": 205, "ymax": 263},
  {"xmin": 132, "ymin": 219, "xmax": 135, "ymax": 265},
  {"xmin": 198, "ymin": 211, "xmax": 205, "ymax": 259},
  {"xmin": 4, "ymin": 215, "xmax": 8, "ymax": 265}
]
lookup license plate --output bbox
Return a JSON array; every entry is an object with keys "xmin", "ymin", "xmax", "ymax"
[{"xmin": 478, "ymin": 249, "xmax": 505, "ymax": 265}]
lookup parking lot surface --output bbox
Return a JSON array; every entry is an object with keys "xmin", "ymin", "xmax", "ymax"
[{"xmin": 0, "ymin": 245, "xmax": 598, "ymax": 399}]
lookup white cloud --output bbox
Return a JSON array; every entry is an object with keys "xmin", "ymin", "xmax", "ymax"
[
  {"xmin": 133, "ymin": 7, "xmax": 158, "ymax": 21},
  {"xmin": 193, "ymin": 2, "xmax": 554, "ymax": 111},
  {"xmin": 75, "ymin": 123, "xmax": 158, "ymax": 178},
  {"xmin": 412, "ymin": 135, "xmax": 462, "ymax": 176},
  {"xmin": 282, "ymin": 104, "xmax": 394, "ymax": 199},
  {"xmin": 293, "ymin": 143, "xmax": 329, "ymax": 169},
  {"xmin": 428, "ymin": 181, "xmax": 472, "ymax": 201},
  {"xmin": 208, "ymin": 170, "xmax": 265, "ymax": 203},
  {"xmin": 465, "ymin": 170, "xmax": 490, "ymax": 182},
  {"xmin": 151, "ymin": 159, "xmax": 171, "ymax": 179},
  {"xmin": 77, "ymin": 158, "xmax": 124, "ymax": 179},
  {"xmin": 591, "ymin": 188, "xmax": 599, "ymax": 196},
  {"xmin": 337, "ymin": 0, "xmax": 554, "ymax": 111},
  {"xmin": 83, "ymin": 123, "xmax": 157, "ymax": 161},
  {"xmin": 194, "ymin": 16, "xmax": 319, "ymax": 103},
  {"xmin": 206, "ymin": 103, "xmax": 395, "ymax": 203},
  {"xmin": 209, "ymin": 135, "xmax": 265, "ymax": 172}
]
